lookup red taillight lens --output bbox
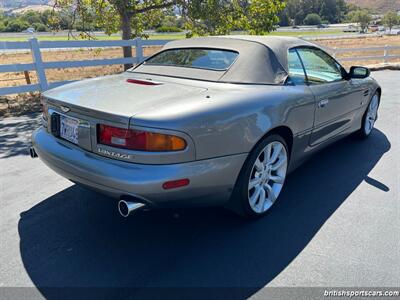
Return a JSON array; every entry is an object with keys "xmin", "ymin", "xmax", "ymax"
[{"xmin": 97, "ymin": 124, "xmax": 186, "ymax": 152}]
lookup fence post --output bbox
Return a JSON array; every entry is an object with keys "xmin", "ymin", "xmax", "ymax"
[
  {"xmin": 29, "ymin": 38, "xmax": 48, "ymax": 91},
  {"xmin": 135, "ymin": 38, "xmax": 144, "ymax": 65},
  {"xmin": 383, "ymin": 44, "xmax": 389, "ymax": 63}
]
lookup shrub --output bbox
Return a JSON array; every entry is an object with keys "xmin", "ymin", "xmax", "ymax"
[
  {"xmin": 303, "ymin": 13, "xmax": 322, "ymax": 25},
  {"xmin": 32, "ymin": 23, "xmax": 48, "ymax": 32},
  {"xmin": 5, "ymin": 20, "xmax": 30, "ymax": 32},
  {"xmin": 155, "ymin": 26, "xmax": 183, "ymax": 33}
]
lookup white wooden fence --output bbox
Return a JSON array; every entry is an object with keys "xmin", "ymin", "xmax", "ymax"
[
  {"xmin": 0, "ymin": 38, "xmax": 169, "ymax": 96},
  {"xmin": 330, "ymin": 45, "xmax": 400, "ymax": 63},
  {"xmin": 0, "ymin": 38, "xmax": 400, "ymax": 96}
]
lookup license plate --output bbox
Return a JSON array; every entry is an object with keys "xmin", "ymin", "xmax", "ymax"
[{"xmin": 60, "ymin": 115, "xmax": 79, "ymax": 144}]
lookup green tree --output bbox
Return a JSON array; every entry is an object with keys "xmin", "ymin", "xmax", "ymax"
[
  {"xmin": 32, "ymin": 22, "xmax": 48, "ymax": 32},
  {"xmin": 5, "ymin": 20, "xmax": 30, "ymax": 32},
  {"xmin": 281, "ymin": 0, "xmax": 350, "ymax": 25},
  {"xmin": 237, "ymin": 0, "xmax": 285, "ymax": 35},
  {"xmin": 382, "ymin": 11, "xmax": 399, "ymax": 32},
  {"xmin": 349, "ymin": 10, "xmax": 371, "ymax": 33},
  {"xmin": 303, "ymin": 13, "xmax": 321, "ymax": 25},
  {"xmin": 54, "ymin": 0, "xmax": 285, "ymax": 69},
  {"xmin": 20, "ymin": 11, "xmax": 42, "ymax": 25},
  {"xmin": 278, "ymin": 10, "xmax": 291, "ymax": 26}
]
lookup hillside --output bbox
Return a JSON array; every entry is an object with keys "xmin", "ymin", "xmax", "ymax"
[
  {"xmin": 0, "ymin": 0, "xmax": 52, "ymax": 9},
  {"xmin": 346, "ymin": 0, "xmax": 400, "ymax": 13}
]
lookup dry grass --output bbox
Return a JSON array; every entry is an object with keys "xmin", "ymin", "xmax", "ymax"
[
  {"xmin": 315, "ymin": 35, "xmax": 400, "ymax": 68},
  {"xmin": 0, "ymin": 46, "xmax": 162, "ymax": 88},
  {"xmin": 1, "ymin": 35, "xmax": 399, "ymax": 116}
]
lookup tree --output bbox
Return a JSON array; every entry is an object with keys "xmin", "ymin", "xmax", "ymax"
[
  {"xmin": 54, "ymin": 0, "xmax": 285, "ymax": 70},
  {"xmin": 382, "ymin": 11, "xmax": 399, "ymax": 32},
  {"xmin": 5, "ymin": 20, "xmax": 30, "ymax": 32},
  {"xmin": 350, "ymin": 10, "xmax": 371, "ymax": 33},
  {"xmin": 281, "ymin": 0, "xmax": 350, "ymax": 25},
  {"xmin": 303, "ymin": 13, "xmax": 321, "ymax": 25},
  {"xmin": 278, "ymin": 10, "xmax": 291, "ymax": 26}
]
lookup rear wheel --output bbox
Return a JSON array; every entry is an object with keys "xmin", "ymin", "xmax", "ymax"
[
  {"xmin": 230, "ymin": 134, "xmax": 289, "ymax": 218},
  {"xmin": 357, "ymin": 93, "xmax": 379, "ymax": 138}
]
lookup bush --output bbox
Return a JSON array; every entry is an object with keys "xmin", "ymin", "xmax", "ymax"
[
  {"xmin": 155, "ymin": 26, "xmax": 183, "ymax": 33},
  {"xmin": 5, "ymin": 20, "xmax": 30, "ymax": 32},
  {"xmin": 32, "ymin": 23, "xmax": 48, "ymax": 32},
  {"xmin": 303, "ymin": 13, "xmax": 322, "ymax": 25},
  {"xmin": 0, "ymin": 22, "xmax": 5, "ymax": 32}
]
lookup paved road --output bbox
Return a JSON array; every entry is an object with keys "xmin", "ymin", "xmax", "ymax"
[{"xmin": 0, "ymin": 71, "xmax": 399, "ymax": 299}]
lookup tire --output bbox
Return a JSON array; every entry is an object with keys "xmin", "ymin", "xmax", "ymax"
[
  {"xmin": 229, "ymin": 134, "xmax": 289, "ymax": 218},
  {"xmin": 356, "ymin": 92, "xmax": 380, "ymax": 139}
]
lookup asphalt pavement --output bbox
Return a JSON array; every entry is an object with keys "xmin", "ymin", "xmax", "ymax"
[{"xmin": 0, "ymin": 70, "xmax": 399, "ymax": 299}]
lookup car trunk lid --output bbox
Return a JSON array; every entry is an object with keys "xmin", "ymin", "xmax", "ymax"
[{"xmin": 44, "ymin": 73, "xmax": 208, "ymax": 121}]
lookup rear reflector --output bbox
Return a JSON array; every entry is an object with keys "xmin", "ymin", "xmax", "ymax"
[
  {"xmin": 162, "ymin": 179, "xmax": 190, "ymax": 190},
  {"xmin": 126, "ymin": 78, "xmax": 161, "ymax": 86},
  {"xmin": 97, "ymin": 124, "xmax": 186, "ymax": 152}
]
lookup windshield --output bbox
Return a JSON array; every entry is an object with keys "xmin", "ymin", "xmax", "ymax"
[{"xmin": 144, "ymin": 48, "xmax": 239, "ymax": 71}]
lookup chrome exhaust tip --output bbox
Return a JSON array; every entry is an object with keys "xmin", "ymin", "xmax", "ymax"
[
  {"xmin": 118, "ymin": 199, "xmax": 145, "ymax": 217},
  {"xmin": 29, "ymin": 147, "xmax": 38, "ymax": 158}
]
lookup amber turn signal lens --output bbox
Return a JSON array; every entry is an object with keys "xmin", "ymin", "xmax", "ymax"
[{"xmin": 98, "ymin": 124, "xmax": 187, "ymax": 152}]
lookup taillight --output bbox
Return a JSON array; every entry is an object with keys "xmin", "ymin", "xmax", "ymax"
[{"xmin": 97, "ymin": 124, "xmax": 187, "ymax": 152}]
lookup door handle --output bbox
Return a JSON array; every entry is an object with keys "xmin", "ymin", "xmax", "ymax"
[{"xmin": 318, "ymin": 99, "xmax": 329, "ymax": 108}]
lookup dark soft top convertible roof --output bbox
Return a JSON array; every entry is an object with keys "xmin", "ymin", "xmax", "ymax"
[{"xmin": 132, "ymin": 36, "xmax": 316, "ymax": 85}]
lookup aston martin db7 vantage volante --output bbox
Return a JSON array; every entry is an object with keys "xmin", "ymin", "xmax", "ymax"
[{"xmin": 31, "ymin": 36, "xmax": 381, "ymax": 218}]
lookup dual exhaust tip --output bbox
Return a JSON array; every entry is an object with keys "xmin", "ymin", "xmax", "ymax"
[
  {"xmin": 118, "ymin": 199, "xmax": 145, "ymax": 217},
  {"xmin": 29, "ymin": 147, "xmax": 38, "ymax": 158}
]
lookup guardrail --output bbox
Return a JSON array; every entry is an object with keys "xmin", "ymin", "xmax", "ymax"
[
  {"xmin": 1, "ymin": 38, "xmax": 400, "ymax": 96},
  {"xmin": 0, "ymin": 38, "xmax": 169, "ymax": 96}
]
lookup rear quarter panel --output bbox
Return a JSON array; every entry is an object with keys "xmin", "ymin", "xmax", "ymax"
[{"xmin": 131, "ymin": 84, "xmax": 316, "ymax": 161}]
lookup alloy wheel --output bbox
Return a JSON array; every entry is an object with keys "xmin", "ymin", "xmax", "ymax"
[
  {"xmin": 247, "ymin": 141, "xmax": 288, "ymax": 213},
  {"xmin": 364, "ymin": 95, "xmax": 379, "ymax": 136}
]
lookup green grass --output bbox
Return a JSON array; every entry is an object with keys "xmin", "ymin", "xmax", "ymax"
[
  {"xmin": 0, "ymin": 33, "xmax": 186, "ymax": 42},
  {"xmin": 0, "ymin": 30, "xmax": 346, "ymax": 42},
  {"xmin": 268, "ymin": 30, "xmax": 344, "ymax": 36}
]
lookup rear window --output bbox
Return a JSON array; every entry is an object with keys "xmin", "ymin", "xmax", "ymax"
[{"xmin": 144, "ymin": 48, "xmax": 238, "ymax": 71}]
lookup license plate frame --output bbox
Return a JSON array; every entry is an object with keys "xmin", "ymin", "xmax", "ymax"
[{"xmin": 60, "ymin": 115, "xmax": 79, "ymax": 144}]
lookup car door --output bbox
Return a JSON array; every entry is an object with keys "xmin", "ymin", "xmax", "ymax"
[{"xmin": 296, "ymin": 47, "xmax": 364, "ymax": 146}]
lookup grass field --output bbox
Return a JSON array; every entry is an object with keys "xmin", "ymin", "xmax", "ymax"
[{"xmin": 0, "ymin": 30, "xmax": 347, "ymax": 42}]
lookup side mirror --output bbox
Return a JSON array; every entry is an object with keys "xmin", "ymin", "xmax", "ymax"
[{"xmin": 349, "ymin": 66, "xmax": 370, "ymax": 79}]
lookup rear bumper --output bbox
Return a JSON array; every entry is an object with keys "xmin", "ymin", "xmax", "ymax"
[{"xmin": 32, "ymin": 128, "xmax": 247, "ymax": 207}]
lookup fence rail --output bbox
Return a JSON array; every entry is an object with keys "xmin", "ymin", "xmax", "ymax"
[
  {"xmin": 330, "ymin": 45, "xmax": 400, "ymax": 63},
  {"xmin": 0, "ymin": 38, "xmax": 169, "ymax": 96},
  {"xmin": 1, "ymin": 38, "xmax": 399, "ymax": 96}
]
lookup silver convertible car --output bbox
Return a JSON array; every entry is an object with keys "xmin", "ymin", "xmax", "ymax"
[{"xmin": 31, "ymin": 36, "xmax": 381, "ymax": 218}]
